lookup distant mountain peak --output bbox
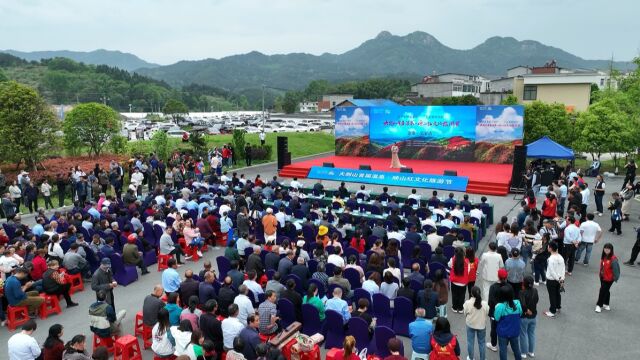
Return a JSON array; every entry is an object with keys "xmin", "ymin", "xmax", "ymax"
[
  {"xmin": 375, "ymin": 30, "xmax": 393, "ymax": 39},
  {"xmin": 1, "ymin": 49, "xmax": 158, "ymax": 71}
]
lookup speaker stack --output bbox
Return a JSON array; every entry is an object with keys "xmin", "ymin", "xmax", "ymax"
[
  {"xmin": 510, "ymin": 145, "xmax": 527, "ymax": 192},
  {"xmin": 277, "ymin": 137, "xmax": 291, "ymax": 170}
]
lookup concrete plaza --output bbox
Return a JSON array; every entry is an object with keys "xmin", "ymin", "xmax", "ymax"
[{"xmin": 2, "ymin": 155, "xmax": 638, "ymax": 359}]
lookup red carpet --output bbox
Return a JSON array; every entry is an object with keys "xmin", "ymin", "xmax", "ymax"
[{"xmin": 279, "ymin": 155, "xmax": 513, "ymax": 196}]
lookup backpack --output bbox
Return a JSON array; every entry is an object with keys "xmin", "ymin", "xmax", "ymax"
[{"xmin": 429, "ymin": 335, "xmax": 458, "ymax": 360}]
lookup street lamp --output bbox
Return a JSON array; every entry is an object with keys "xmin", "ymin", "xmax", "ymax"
[{"xmin": 129, "ymin": 104, "xmax": 132, "ymax": 113}]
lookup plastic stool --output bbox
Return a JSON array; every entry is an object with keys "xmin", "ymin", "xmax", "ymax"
[
  {"xmin": 157, "ymin": 254, "xmax": 171, "ymax": 271},
  {"xmin": 92, "ymin": 333, "xmax": 117, "ymax": 353},
  {"xmin": 201, "ymin": 242, "xmax": 209, "ymax": 252},
  {"xmin": 114, "ymin": 334, "xmax": 142, "ymax": 360},
  {"xmin": 39, "ymin": 293, "xmax": 62, "ymax": 319},
  {"xmin": 187, "ymin": 246, "xmax": 199, "ymax": 262},
  {"xmin": 7, "ymin": 306, "xmax": 29, "ymax": 331},
  {"xmin": 134, "ymin": 311, "xmax": 152, "ymax": 349},
  {"xmin": 66, "ymin": 272, "xmax": 84, "ymax": 295}
]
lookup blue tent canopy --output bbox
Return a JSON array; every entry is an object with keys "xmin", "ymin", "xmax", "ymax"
[{"xmin": 526, "ymin": 136, "xmax": 574, "ymax": 159}]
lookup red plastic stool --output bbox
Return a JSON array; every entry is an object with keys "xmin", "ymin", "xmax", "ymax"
[
  {"xmin": 201, "ymin": 242, "xmax": 209, "ymax": 252},
  {"xmin": 157, "ymin": 254, "xmax": 171, "ymax": 271},
  {"xmin": 7, "ymin": 305, "xmax": 30, "ymax": 331},
  {"xmin": 133, "ymin": 311, "xmax": 152, "ymax": 349},
  {"xmin": 187, "ymin": 246, "xmax": 199, "ymax": 262},
  {"xmin": 39, "ymin": 293, "xmax": 62, "ymax": 319},
  {"xmin": 92, "ymin": 333, "xmax": 117, "ymax": 353},
  {"xmin": 65, "ymin": 272, "xmax": 84, "ymax": 295},
  {"xmin": 114, "ymin": 334, "xmax": 142, "ymax": 360}
]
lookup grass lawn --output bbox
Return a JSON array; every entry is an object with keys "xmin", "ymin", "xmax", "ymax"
[{"xmin": 141, "ymin": 131, "xmax": 335, "ymax": 161}]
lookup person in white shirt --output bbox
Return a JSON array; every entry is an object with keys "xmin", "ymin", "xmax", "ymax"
[
  {"xmin": 221, "ymin": 304, "xmax": 245, "ymax": 350},
  {"xmin": 233, "ymin": 285, "xmax": 255, "ymax": 325},
  {"xmin": 242, "ymin": 271, "xmax": 264, "ymax": 302},
  {"xmin": 387, "ymin": 227, "xmax": 405, "ymax": 242},
  {"xmin": 356, "ymin": 185, "xmax": 371, "ymax": 200},
  {"xmin": 545, "ymin": 242, "xmax": 565, "ymax": 317},
  {"xmin": 563, "ymin": 216, "xmax": 581, "ymax": 275},
  {"xmin": 8, "ymin": 320, "xmax": 41, "ymax": 360},
  {"xmin": 290, "ymin": 177, "xmax": 303, "ymax": 189},
  {"xmin": 432, "ymin": 204, "xmax": 447, "ymax": 220},
  {"xmin": 275, "ymin": 207, "xmax": 287, "ymax": 228},
  {"xmin": 470, "ymin": 205, "xmax": 484, "ymax": 222},
  {"xmin": 218, "ymin": 202, "xmax": 231, "ymax": 217},
  {"xmin": 477, "ymin": 242, "xmax": 504, "ymax": 299},
  {"xmin": 220, "ymin": 172, "xmax": 231, "ymax": 183},
  {"xmin": 175, "ymin": 197, "xmax": 188, "ymax": 211},
  {"xmin": 131, "ymin": 168, "xmax": 144, "ymax": 193},
  {"xmin": 576, "ymin": 213, "xmax": 602, "ymax": 266},
  {"xmin": 407, "ymin": 188, "xmax": 422, "ymax": 203},
  {"xmin": 426, "ymin": 229, "xmax": 443, "ymax": 250},
  {"xmin": 580, "ymin": 184, "xmax": 591, "ymax": 217},
  {"xmin": 450, "ymin": 205, "xmax": 464, "ymax": 223},
  {"xmin": 496, "ymin": 224, "xmax": 512, "ymax": 249},
  {"xmin": 327, "ymin": 246, "xmax": 346, "ymax": 269},
  {"xmin": 421, "ymin": 215, "xmax": 437, "ymax": 229}
]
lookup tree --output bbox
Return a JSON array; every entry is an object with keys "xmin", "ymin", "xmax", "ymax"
[
  {"xmin": 500, "ymin": 95, "xmax": 519, "ymax": 105},
  {"xmin": 281, "ymin": 91, "xmax": 302, "ymax": 114},
  {"xmin": 522, "ymin": 101, "xmax": 575, "ymax": 145},
  {"xmin": 189, "ymin": 131, "xmax": 207, "ymax": 157},
  {"xmin": 0, "ymin": 81, "xmax": 60, "ymax": 170},
  {"xmin": 151, "ymin": 130, "xmax": 170, "ymax": 161},
  {"xmin": 163, "ymin": 99, "xmax": 189, "ymax": 123},
  {"xmin": 232, "ymin": 129, "xmax": 247, "ymax": 160},
  {"xmin": 0, "ymin": 69, "xmax": 7, "ymax": 82},
  {"xmin": 63, "ymin": 102, "xmax": 121, "ymax": 156},
  {"xmin": 574, "ymin": 96, "xmax": 636, "ymax": 166}
]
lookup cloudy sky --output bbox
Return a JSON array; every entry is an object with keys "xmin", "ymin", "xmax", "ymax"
[{"xmin": 1, "ymin": 0, "xmax": 638, "ymax": 65}]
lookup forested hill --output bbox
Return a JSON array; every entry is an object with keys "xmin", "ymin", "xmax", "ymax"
[
  {"xmin": 2, "ymin": 49, "xmax": 159, "ymax": 71},
  {"xmin": 0, "ymin": 53, "xmax": 246, "ymax": 111}
]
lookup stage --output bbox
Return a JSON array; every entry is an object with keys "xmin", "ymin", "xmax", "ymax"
[{"xmin": 279, "ymin": 155, "xmax": 513, "ymax": 195}]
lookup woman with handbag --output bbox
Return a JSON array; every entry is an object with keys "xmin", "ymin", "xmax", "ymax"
[{"xmin": 620, "ymin": 182, "xmax": 634, "ymax": 221}]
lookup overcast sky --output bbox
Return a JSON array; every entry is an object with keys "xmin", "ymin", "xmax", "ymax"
[{"xmin": 1, "ymin": 0, "xmax": 638, "ymax": 65}]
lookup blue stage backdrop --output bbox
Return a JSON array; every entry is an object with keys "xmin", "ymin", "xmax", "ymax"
[
  {"xmin": 335, "ymin": 105, "xmax": 524, "ymax": 164},
  {"xmin": 308, "ymin": 166, "xmax": 469, "ymax": 191}
]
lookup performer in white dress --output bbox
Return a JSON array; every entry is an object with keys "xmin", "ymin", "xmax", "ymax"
[{"xmin": 390, "ymin": 144, "xmax": 404, "ymax": 168}]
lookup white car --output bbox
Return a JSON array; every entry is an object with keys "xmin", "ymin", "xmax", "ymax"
[{"xmin": 167, "ymin": 129, "xmax": 189, "ymax": 138}]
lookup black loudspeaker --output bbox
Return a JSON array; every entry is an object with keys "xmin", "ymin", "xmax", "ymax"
[
  {"xmin": 359, "ymin": 165, "xmax": 371, "ymax": 170},
  {"xmin": 443, "ymin": 170, "xmax": 457, "ymax": 176},
  {"xmin": 510, "ymin": 145, "xmax": 527, "ymax": 187},
  {"xmin": 400, "ymin": 167, "xmax": 413, "ymax": 173},
  {"xmin": 323, "ymin": 162, "xmax": 335, "ymax": 168},
  {"xmin": 277, "ymin": 136, "xmax": 290, "ymax": 170}
]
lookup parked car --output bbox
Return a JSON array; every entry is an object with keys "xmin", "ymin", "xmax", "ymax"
[{"xmin": 167, "ymin": 129, "xmax": 189, "ymax": 139}]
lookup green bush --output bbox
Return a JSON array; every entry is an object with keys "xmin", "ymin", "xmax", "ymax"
[
  {"xmin": 109, "ymin": 135, "xmax": 128, "ymax": 155},
  {"xmin": 251, "ymin": 144, "xmax": 272, "ymax": 160},
  {"xmin": 151, "ymin": 131, "xmax": 169, "ymax": 161},
  {"xmin": 127, "ymin": 141, "xmax": 152, "ymax": 156},
  {"xmin": 232, "ymin": 129, "xmax": 247, "ymax": 159}
]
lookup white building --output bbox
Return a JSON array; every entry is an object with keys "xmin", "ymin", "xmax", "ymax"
[
  {"xmin": 410, "ymin": 73, "xmax": 488, "ymax": 99},
  {"xmin": 298, "ymin": 101, "xmax": 318, "ymax": 113}
]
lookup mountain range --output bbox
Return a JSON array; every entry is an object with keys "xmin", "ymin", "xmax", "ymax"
[
  {"xmin": 1, "ymin": 49, "xmax": 159, "ymax": 71},
  {"xmin": 4, "ymin": 31, "xmax": 635, "ymax": 91}
]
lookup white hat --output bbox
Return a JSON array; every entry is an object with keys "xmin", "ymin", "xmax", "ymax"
[
  {"xmin": 266, "ymin": 208, "xmax": 273, "ymax": 214},
  {"xmin": 296, "ymin": 240, "xmax": 305, "ymax": 247}
]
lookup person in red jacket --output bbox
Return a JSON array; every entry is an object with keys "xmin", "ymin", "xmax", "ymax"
[
  {"xmin": 448, "ymin": 247, "xmax": 470, "ymax": 313},
  {"xmin": 465, "ymin": 247, "xmax": 479, "ymax": 297},
  {"xmin": 541, "ymin": 192, "xmax": 558, "ymax": 220},
  {"xmin": 596, "ymin": 243, "xmax": 620, "ymax": 313},
  {"xmin": 30, "ymin": 248, "xmax": 48, "ymax": 281},
  {"xmin": 350, "ymin": 232, "xmax": 366, "ymax": 254}
]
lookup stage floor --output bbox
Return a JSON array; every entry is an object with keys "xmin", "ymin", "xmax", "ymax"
[{"xmin": 279, "ymin": 155, "xmax": 513, "ymax": 196}]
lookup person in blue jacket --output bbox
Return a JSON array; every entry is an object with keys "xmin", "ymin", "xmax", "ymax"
[{"xmin": 494, "ymin": 285, "xmax": 523, "ymax": 360}]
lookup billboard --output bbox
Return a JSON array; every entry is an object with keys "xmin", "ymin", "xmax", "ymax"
[{"xmin": 335, "ymin": 105, "xmax": 524, "ymax": 164}]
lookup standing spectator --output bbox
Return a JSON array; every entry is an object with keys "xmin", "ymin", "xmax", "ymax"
[
  {"xmin": 408, "ymin": 308, "xmax": 433, "ymax": 359},
  {"xmin": 562, "ymin": 216, "xmax": 581, "ymax": 276},
  {"xmin": 7, "ymin": 320, "xmax": 41, "ymax": 360},
  {"xmin": 621, "ymin": 159, "xmax": 636, "ymax": 189},
  {"xmin": 486, "ymin": 269, "xmax": 510, "ymax": 353},
  {"xmin": 505, "ymin": 249, "xmax": 525, "ymax": 299},
  {"xmin": 43, "ymin": 324, "xmax": 65, "ymax": 360},
  {"xmin": 544, "ymin": 242, "xmax": 565, "ymax": 318},
  {"xmin": 199, "ymin": 300, "xmax": 223, "ymax": 355},
  {"xmin": 244, "ymin": 144, "xmax": 252, "ymax": 167},
  {"xmin": 24, "ymin": 181, "xmax": 39, "ymax": 213},
  {"xmin": 9, "ymin": 180, "xmax": 22, "ymax": 213},
  {"xmin": 478, "ymin": 242, "xmax": 504, "ymax": 300},
  {"xmin": 448, "ymin": 247, "xmax": 469, "ymax": 313},
  {"xmin": 464, "ymin": 286, "xmax": 489, "ymax": 360},
  {"xmin": 576, "ymin": 213, "xmax": 603, "ymax": 266},
  {"xmin": 91, "ymin": 258, "xmax": 117, "ymax": 308},
  {"xmin": 2, "ymin": 192, "xmax": 16, "ymax": 219},
  {"xmin": 623, "ymin": 227, "xmax": 640, "ymax": 266},
  {"xmin": 41, "ymin": 179, "xmax": 54, "ymax": 210},
  {"xmin": 494, "ymin": 286, "xmax": 522, "ymax": 360},
  {"xmin": 593, "ymin": 175, "xmax": 606, "ymax": 216},
  {"xmin": 608, "ymin": 192, "xmax": 622, "ymax": 235},
  {"xmin": 519, "ymin": 276, "xmax": 539, "ymax": 359},
  {"xmin": 262, "ymin": 208, "xmax": 277, "ymax": 242},
  {"xmin": 595, "ymin": 243, "xmax": 620, "ymax": 313}
]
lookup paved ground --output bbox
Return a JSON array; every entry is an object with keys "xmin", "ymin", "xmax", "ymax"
[{"xmin": 2, "ymin": 156, "xmax": 638, "ymax": 359}]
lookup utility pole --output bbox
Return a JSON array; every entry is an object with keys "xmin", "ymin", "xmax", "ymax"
[
  {"xmin": 129, "ymin": 104, "xmax": 132, "ymax": 113},
  {"xmin": 608, "ymin": 53, "xmax": 614, "ymax": 90}
]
